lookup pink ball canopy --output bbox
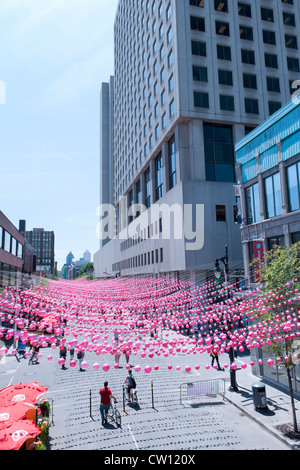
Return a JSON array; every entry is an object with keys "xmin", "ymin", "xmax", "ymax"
[{"xmin": 5, "ymin": 270, "xmax": 298, "ymax": 378}]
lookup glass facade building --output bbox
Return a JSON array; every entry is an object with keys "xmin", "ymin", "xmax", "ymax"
[{"xmin": 235, "ymin": 98, "xmax": 300, "ymax": 395}]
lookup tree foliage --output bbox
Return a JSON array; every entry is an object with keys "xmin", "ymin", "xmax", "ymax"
[
  {"xmin": 78, "ymin": 262, "xmax": 94, "ymax": 278},
  {"xmin": 252, "ymin": 242, "xmax": 300, "ymax": 292},
  {"xmin": 250, "ymin": 242, "xmax": 300, "ymax": 435}
]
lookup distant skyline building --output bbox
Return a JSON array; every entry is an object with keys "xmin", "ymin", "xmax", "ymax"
[
  {"xmin": 22, "ymin": 225, "xmax": 55, "ymax": 275},
  {"xmin": 66, "ymin": 251, "xmax": 74, "ymax": 266},
  {"xmin": 94, "ymin": 0, "xmax": 300, "ymax": 284},
  {"xmin": 83, "ymin": 250, "xmax": 91, "ymax": 263},
  {"xmin": 61, "ymin": 249, "xmax": 92, "ymax": 279}
]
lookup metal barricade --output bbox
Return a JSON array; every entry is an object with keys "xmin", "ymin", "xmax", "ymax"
[{"xmin": 180, "ymin": 379, "xmax": 226, "ymax": 405}]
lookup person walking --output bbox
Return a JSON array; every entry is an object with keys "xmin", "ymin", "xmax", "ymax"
[
  {"xmin": 123, "ymin": 369, "xmax": 136, "ymax": 401},
  {"xmin": 114, "ymin": 330, "xmax": 119, "ymax": 345},
  {"xmin": 59, "ymin": 344, "xmax": 67, "ymax": 369},
  {"xmin": 99, "ymin": 381, "xmax": 116, "ymax": 425},
  {"xmin": 210, "ymin": 345, "xmax": 222, "ymax": 371},
  {"xmin": 115, "ymin": 350, "xmax": 121, "ymax": 365},
  {"xmin": 123, "ymin": 348, "xmax": 131, "ymax": 365},
  {"xmin": 77, "ymin": 349, "xmax": 85, "ymax": 371},
  {"xmin": 70, "ymin": 344, "xmax": 75, "ymax": 361}
]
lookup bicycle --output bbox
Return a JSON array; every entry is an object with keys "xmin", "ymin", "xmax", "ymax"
[
  {"xmin": 126, "ymin": 387, "xmax": 139, "ymax": 407},
  {"xmin": 108, "ymin": 399, "xmax": 121, "ymax": 427}
]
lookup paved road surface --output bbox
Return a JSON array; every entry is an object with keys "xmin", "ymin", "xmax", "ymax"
[{"xmin": 0, "ymin": 328, "xmax": 291, "ymax": 451}]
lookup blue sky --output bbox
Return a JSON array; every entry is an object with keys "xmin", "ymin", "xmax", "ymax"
[{"xmin": 0, "ymin": 0, "xmax": 118, "ymax": 269}]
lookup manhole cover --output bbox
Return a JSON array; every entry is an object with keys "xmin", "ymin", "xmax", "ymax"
[{"xmin": 276, "ymin": 423, "xmax": 300, "ymax": 440}]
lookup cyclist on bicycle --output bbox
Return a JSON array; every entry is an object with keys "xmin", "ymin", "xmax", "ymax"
[
  {"xmin": 29, "ymin": 344, "xmax": 40, "ymax": 365},
  {"xmin": 99, "ymin": 381, "xmax": 117, "ymax": 425},
  {"xmin": 124, "ymin": 369, "xmax": 136, "ymax": 402}
]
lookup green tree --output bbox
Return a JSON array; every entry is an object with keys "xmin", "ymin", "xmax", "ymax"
[
  {"xmin": 77, "ymin": 262, "xmax": 94, "ymax": 278},
  {"xmin": 250, "ymin": 242, "xmax": 300, "ymax": 436},
  {"xmin": 253, "ymin": 242, "xmax": 300, "ymax": 291}
]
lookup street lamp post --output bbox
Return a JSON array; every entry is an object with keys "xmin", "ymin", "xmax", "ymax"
[{"xmin": 214, "ymin": 245, "xmax": 239, "ymax": 392}]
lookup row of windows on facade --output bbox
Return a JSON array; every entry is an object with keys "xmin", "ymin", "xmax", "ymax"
[
  {"xmin": 191, "ymin": 15, "xmax": 298, "ymax": 48},
  {"xmin": 192, "ymin": 40, "xmax": 300, "ymax": 77},
  {"xmin": 0, "ymin": 227, "xmax": 23, "ymax": 259},
  {"xmin": 191, "ymin": 0, "xmax": 296, "ymax": 22},
  {"xmin": 115, "ymin": 94, "xmax": 175, "ymax": 193},
  {"xmin": 114, "ymin": 0, "xmax": 172, "ymax": 100},
  {"xmin": 36, "ymin": 259, "xmax": 53, "ymax": 266},
  {"xmin": 193, "ymin": 65, "xmax": 295, "ymax": 94},
  {"xmin": 193, "ymin": 38, "xmax": 299, "ymax": 70},
  {"xmin": 123, "ymin": 122, "xmax": 246, "ymax": 205},
  {"xmin": 115, "ymin": 3, "xmax": 172, "ymax": 65},
  {"xmin": 112, "ymin": 247, "xmax": 164, "ymax": 272},
  {"xmin": 121, "ymin": 217, "xmax": 163, "ymax": 252},
  {"xmin": 117, "ymin": 0, "xmax": 295, "ymax": 55},
  {"xmin": 114, "ymin": 19, "xmax": 173, "ymax": 103},
  {"xmin": 114, "ymin": 31, "xmax": 174, "ymax": 172},
  {"xmin": 246, "ymin": 161, "xmax": 300, "ymax": 224},
  {"xmin": 194, "ymin": 91, "xmax": 287, "ymax": 117},
  {"xmin": 120, "ymin": 202, "xmax": 238, "ymax": 254},
  {"xmin": 125, "ymin": 135, "xmax": 176, "ymax": 210},
  {"xmin": 121, "ymin": 122, "xmax": 249, "ymax": 197},
  {"xmin": 25, "ymin": 231, "xmax": 53, "ymax": 239},
  {"xmin": 0, "ymin": 263, "xmax": 21, "ymax": 274},
  {"xmin": 256, "ymin": 232, "xmax": 300, "ymax": 255},
  {"xmin": 114, "ymin": 43, "xmax": 174, "ymax": 164},
  {"xmin": 116, "ymin": 0, "xmax": 170, "ymax": 34},
  {"xmin": 115, "ymin": 70, "xmax": 174, "ymax": 159}
]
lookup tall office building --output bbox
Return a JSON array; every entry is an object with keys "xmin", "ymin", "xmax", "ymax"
[
  {"xmin": 22, "ymin": 227, "xmax": 55, "ymax": 275},
  {"xmin": 94, "ymin": 0, "xmax": 300, "ymax": 284}
]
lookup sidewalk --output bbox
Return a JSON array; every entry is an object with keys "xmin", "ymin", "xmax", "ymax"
[
  {"xmin": 157, "ymin": 329, "xmax": 300, "ymax": 450},
  {"xmin": 222, "ymin": 354, "xmax": 300, "ymax": 450}
]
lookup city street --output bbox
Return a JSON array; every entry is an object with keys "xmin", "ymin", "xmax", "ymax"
[
  {"xmin": 0, "ymin": 326, "xmax": 291, "ymax": 451},
  {"xmin": 1, "ymin": 0, "xmax": 300, "ymax": 456}
]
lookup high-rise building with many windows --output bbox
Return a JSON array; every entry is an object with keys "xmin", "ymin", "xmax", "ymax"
[
  {"xmin": 22, "ymin": 227, "xmax": 55, "ymax": 276},
  {"xmin": 94, "ymin": 0, "xmax": 300, "ymax": 284}
]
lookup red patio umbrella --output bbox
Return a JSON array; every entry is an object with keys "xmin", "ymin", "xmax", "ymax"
[
  {"xmin": 0, "ymin": 419, "xmax": 41, "ymax": 450},
  {"xmin": 0, "ymin": 402, "xmax": 37, "ymax": 429},
  {"xmin": 0, "ymin": 382, "xmax": 48, "ymax": 406}
]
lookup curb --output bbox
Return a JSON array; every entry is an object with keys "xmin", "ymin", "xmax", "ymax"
[{"xmin": 224, "ymin": 393, "xmax": 296, "ymax": 450}]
